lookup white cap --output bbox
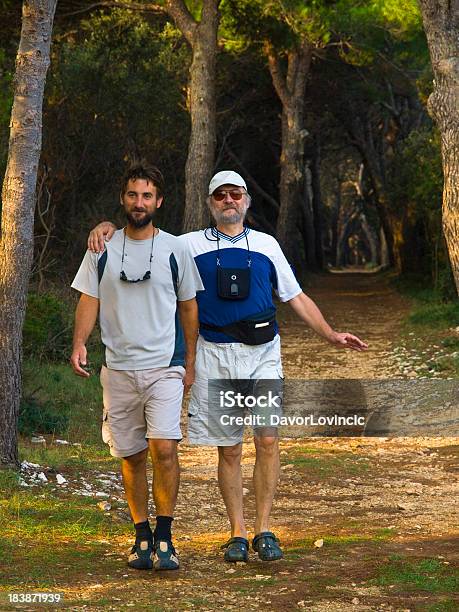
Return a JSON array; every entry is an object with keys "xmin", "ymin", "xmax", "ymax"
[{"xmin": 208, "ymin": 170, "xmax": 247, "ymax": 195}]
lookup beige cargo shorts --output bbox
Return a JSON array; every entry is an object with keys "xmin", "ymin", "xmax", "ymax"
[{"xmin": 100, "ymin": 365, "xmax": 185, "ymax": 458}]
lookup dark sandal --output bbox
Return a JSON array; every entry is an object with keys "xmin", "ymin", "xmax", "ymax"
[
  {"xmin": 221, "ymin": 536, "xmax": 249, "ymax": 562},
  {"xmin": 252, "ymin": 531, "xmax": 283, "ymax": 561},
  {"xmin": 127, "ymin": 539, "xmax": 154, "ymax": 570}
]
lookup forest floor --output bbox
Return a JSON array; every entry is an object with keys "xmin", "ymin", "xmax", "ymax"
[{"xmin": 1, "ymin": 271, "xmax": 458, "ymax": 611}]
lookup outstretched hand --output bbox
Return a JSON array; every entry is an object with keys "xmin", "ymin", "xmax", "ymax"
[
  {"xmin": 328, "ymin": 331, "xmax": 368, "ymax": 351},
  {"xmin": 88, "ymin": 222, "xmax": 117, "ymax": 253}
]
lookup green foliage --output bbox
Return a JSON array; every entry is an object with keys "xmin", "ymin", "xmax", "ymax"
[
  {"xmin": 0, "ymin": 45, "xmax": 13, "ymax": 178},
  {"xmin": 22, "ymin": 354, "xmax": 105, "ymax": 444},
  {"xmin": 43, "ymin": 7, "xmax": 191, "ymax": 256},
  {"xmin": 387, "ymin": 125, "xmax": 456, "ymax": 300},
  {"xmin": 388, "ymin": 127, "xmax": 443, "ymax": 220},
  {"xmin": 386, "ymin": 127, "xmax": 454, "ymax": 293},
  {"xmin": 441, "ymin": 336, "xmax": 459, "ymax": 349},
  {"xmin": 408, "ymin": 302, "xmax": 459, "ymax": 328},
  {"xmin": 18, "ymin": 394, "xmax": 69, "ymax": 436},
  {"xmin": 223, "ymin": 0, "xmax": 336, "ymax": 50},
  {"xmin": 395, "ymin": 271, "xmax": 458, "ymax": 306},
  {"xmin": 324, "ymin": 0, "xmax": 427, "ymax": 80},
  {"xmin": 22, "ymin": 292, "xmax": 72, "ymax": 361},
  {"xmin": 0, "ymin": 47, "xmax": 13, "ymax": 126}
]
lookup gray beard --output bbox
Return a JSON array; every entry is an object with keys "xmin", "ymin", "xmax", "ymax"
[{"xmin": 212, "ymin": 208, "xmax": 246, "ymax": 225}]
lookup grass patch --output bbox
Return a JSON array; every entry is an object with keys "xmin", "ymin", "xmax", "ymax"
[
  {"xmin": 394, "ymin": 277, "xmax": 459, "ymax": 329},
  {"xmin": 373, "ymin": 557, "xmax": 459, "ymax": 594},
  {"xmin": 0, "ymin": 491, "xmax": 129, "ymax": 544},
  {"xmin": 0, "ymin": 469, "xmax": 20, "ymax": 493},
  {"xmin": 286, "ymin": 529, "xmax": 395, "ymax": 554},
  {"xmin": 408, "ymin": 303, "xmax": 459, "ymax": 328},
  {"xmin": 424, "ymin": 600, "xmax": 459, "ymax": 612},
  {"xmin": 181, "ymin": 597, "xmax": 213, "ymax": 608},
  {"xmin": 22, "ymin": 357, "xmax": 104, "ymax": 444},
  {"xmin": 284, "ymin": 450, "xmax": 370, "ymax": 476},
  {"xmin": 441, "ymin": 336, "xmax": 459, "ymax": 349},
  {"xmin": 0, "ymin": 483, "xmax": 131, "ymax": 588},
  {"xmin": 284, "ymin": 445, "xmax": 329, "ymax": 455},
  {"xmin": 19, "ymin": 442, "xmax": 118, "ymax": 472}
]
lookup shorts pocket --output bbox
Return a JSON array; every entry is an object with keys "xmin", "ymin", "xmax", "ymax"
[
  {"xmin": 187, "ymin": 378, "xmax": 206, "ymax": 417},
  {"xmin": 101, "ymin": 408, "xmax": 112, "ymax": 445}
]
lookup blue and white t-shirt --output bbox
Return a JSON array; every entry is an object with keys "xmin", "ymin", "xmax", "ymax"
[{"xmin": 179, "ymin": 227, "xmax": 302, "ymax": 343}]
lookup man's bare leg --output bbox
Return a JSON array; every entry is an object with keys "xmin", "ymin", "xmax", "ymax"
[
  {"xmin": 253, "ymin": 436, "xmax": 279, "ymax": 535},
  {"xmin": 148, "ymin": 439, "xmax": 180, "ymax": 569},
  {"xmin": 121, "ymin": 448, "xmax": 149, "ymax": 523},
  {"xmin": 218, "ymin": 443, "xmax": 247, "ymax": 538},
  {"xmin": 148, "ymin": 439, "xmax": 180, "ymax": 515}
]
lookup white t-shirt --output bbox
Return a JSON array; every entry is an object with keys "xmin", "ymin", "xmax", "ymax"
[{"xmin": 71, "ymin": 229, "xmax": 204, "ymax": 370}]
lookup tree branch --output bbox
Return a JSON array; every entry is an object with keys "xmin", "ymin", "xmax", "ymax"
[
  {"xmin": 165, "ymin": 0, "xmax": 197, "ymax": 45},
  {"xmin": 293, "ymin": 43, "xmax": 312, "ymax": 101},
  {"xmin": 265, "ymin": 44, "xmax": 290, "ymax": 109},
  {"xmin": 202, "ymin": 0, "xmax": 219, "ymax": 21},
  {"xmin": 59, "ymin": 1, "xmax": 164, "ymax": 17},
  {"xmin": 286, "ymin": 49, "xmax": 298, "ymax": 95},
  {"xmin": 225, "ymin": 146, "xmax": 280, "ymax": 213}
]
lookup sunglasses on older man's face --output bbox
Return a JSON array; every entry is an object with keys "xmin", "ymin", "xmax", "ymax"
[{"xmin": 212, "ymin": 189, "xmax": 245, "ymax": 201}]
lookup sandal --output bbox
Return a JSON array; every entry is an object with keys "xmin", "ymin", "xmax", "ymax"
[
  {"xmin": 252, "ymin": 531, "xmax": 283, "ymax": 561},
  {"xmin": 153, "ymin": 540, "xmax": 180, "ymax": 570},
  {"xmin": 221, "ymin": 536, "xmax": 249, "ymax": 562},
  {"xmin": 127, "ymin": 539, "xmax": 154, "ymax": 570}
]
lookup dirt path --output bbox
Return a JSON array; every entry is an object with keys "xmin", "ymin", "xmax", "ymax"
[
  {"xmin": 278, "ymin": 271, "xmax": 411, "ymax": 379},
  {"xmin": 5, "ymin": 273, "xmax": 458, "ymax": 611}
]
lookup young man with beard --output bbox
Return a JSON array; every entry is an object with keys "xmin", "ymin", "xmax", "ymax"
[
  {"xmin": 70, "ymin": 161, "xmax": 203, "ymax": 571},
  {"xmin": 87, "ymin": 170, "xmax": 367, "ymax": 563}
]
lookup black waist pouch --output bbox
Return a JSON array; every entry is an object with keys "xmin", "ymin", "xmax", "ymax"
[{"xmin": 201, "ymin": 314, "xmax": 276, "ymax": 345}]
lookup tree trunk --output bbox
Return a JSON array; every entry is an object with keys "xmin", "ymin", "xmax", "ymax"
[
  {"xmin": 267, "ymin": 43, "xmax": 312, "ymax": 263},
  {"xmin": 300, "ymin": 160, "xmax": 316, "ymax": 268},
  {"xmin": 360, "ymin": 213, "xmax": 378, "ymax": 265},
  {"xmin": 0, "ymin": 0, "xmax": 57, "ymax": 468},
  {"xmin": 353, "ymin": 163, "xmax": 379, "ymax": 265},
  {"xmin": 419, "ymin": 0, "xmax": 459, "ymax": 295},
  {"xmin": 166, "ymin": 0, "xmax": 219, "ymax": 232},
  {"xmin": 331, "ymin": 183, "xmax": 341, "ymax": 267},
  {"xmin": 348, "ymin": 114, "xmax": 398, "ymax": 269},
  {"xmin": 380, "ymin": 226, "xmax": 390, "ymax": 268},
  {"xmin": 311, "ymin": 134, "xmax": 324, "ymax": 269}
]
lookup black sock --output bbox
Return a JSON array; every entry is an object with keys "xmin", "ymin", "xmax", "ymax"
[
  {"xmin": 153, "ymin": 516, "xmax": 173, "ymax": 542},
  {"xmin": 134, "ymin": 520, "xmax": 153, "ymax": 543}
]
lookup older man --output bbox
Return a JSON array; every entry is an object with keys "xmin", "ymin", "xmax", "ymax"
[{"xmin": 88, "ymin": 170, "xmax": 367, "ymax": 563}]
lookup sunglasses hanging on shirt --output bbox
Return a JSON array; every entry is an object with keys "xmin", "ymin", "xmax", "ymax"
[
  {"xmin": 120, "ymin": 229, "xmax": 155, "ymax": 283},
  {"xmin": 216, "ymin": 230, "xmax": 251, "ymax": 300}
]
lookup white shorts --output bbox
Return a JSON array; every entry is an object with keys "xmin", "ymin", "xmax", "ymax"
[
  {"xmin": 187, "ymin": 335, "xmax": 283, "ymax": 446},
  {"xmin": 100, "ymin": 365, "xmax": 185, "ymax": 458}
]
